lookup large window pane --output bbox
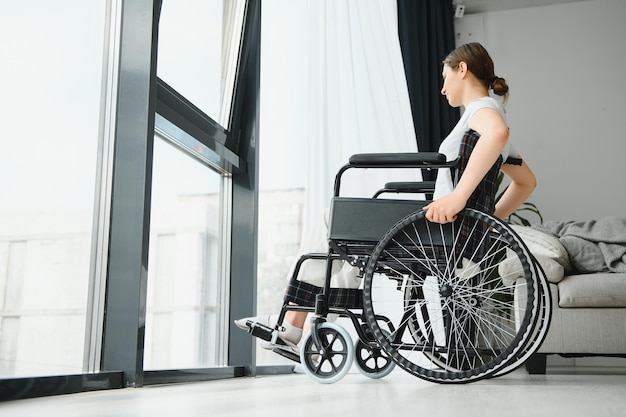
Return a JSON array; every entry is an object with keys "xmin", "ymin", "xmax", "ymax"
[
  {"xmin": 0, "ymin": 1, "xmax": 107, "ymax": 377},
  {"xmin": 144, "ymin": 134, "xmax": 228, "ymax": 369},
  {"xmin": 158, "ymin": 0, "xmax": 246, "ymax": 127},
  {"xmin": 256, "ymin": 0, "xmax": 308, "ymax": 366}
]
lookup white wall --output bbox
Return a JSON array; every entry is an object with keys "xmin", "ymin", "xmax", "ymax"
[{"xmin": 457, "ymin": 0, "xmax": 626, "ymax": 222}]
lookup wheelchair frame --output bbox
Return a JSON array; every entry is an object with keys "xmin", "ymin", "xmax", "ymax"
[{"xmin": 246, "ymin": 149, "xmax": 551, "ymax": 384}]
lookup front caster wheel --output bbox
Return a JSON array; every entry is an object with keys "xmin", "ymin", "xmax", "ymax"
[{"xmin": 299, "ymin": 322, "xmax": 354, "ymax": 384}]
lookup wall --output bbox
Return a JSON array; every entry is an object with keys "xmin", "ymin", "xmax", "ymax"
[{"xmin": 456, "ymin": 0, "xmax": 626, "ymax": 222}]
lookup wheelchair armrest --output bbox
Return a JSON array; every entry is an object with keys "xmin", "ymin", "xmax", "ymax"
[
  {"xmin": 334, "ymin": 153, "xmax": 458, "ymax": 196},
  {"xmin": 385, "ymin": 181, "xmax": 436, "ymax": 192},
  {"xmin": 348, "ymin": 152, "xmax": 448, "ymax": 167},
  {"xmin": 372, "ymin": 181, "xmax": 436, "ymax": 198},
  {"xmin": 384, "ymin": 181, "xmax": 435, "ymax": 191}
]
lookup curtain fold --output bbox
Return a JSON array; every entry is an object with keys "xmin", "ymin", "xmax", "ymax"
[
  {"xmin": 396, "ymin": 0, "xmax": 459, "ymax": 166},
  {"xmin": 303, "ymin": 0, "xmax": 420, "ymax": 236}
]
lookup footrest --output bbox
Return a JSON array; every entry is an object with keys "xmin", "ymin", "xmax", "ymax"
[{"xmin": 273, "ymin": 347, "xmax": 301, "ymax": 363}]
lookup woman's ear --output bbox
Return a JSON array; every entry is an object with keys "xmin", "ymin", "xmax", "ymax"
[{"xmin": 458, "ymin": 61, "xmax": 468, "ymax": 77}]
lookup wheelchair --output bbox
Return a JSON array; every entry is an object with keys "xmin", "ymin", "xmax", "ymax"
[{"xmin": 244, "ymin": 132, "xmax": 551, "ymax": 384}]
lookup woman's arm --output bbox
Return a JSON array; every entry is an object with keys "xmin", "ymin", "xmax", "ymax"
[
  {"xmin": 424, "ymin": 107, "xmax": 509, "ymax": 223},
  {"xmin": 494, "ymin": 160, "xmax": 537, "ymax": 220}
]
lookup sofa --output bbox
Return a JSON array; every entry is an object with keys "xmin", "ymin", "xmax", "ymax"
[{"xmin": 511, "ymin": 222, "xmax": 626, "ymax": 374}]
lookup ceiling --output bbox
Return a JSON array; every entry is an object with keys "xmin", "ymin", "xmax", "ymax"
[{"xmin": 456, "ymin": 0, "xmax": 592, "ymax": 14}]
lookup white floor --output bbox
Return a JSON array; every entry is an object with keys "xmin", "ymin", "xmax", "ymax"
[{"xmin": 2, "ymin": 368, "xmax": 626, "ymax": 417}]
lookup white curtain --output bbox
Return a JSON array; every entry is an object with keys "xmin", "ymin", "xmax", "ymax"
[{"xmin": 302, "ymin": 0, "xmax": 419, "ymax": 236}]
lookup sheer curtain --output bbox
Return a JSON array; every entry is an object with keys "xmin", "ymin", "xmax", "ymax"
[{"xmin": 302, "ymin": 0, "xmax": 419, "ymax": 235}]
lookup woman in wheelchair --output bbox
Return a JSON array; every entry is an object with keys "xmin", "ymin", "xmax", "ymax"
[{"xmin": 235, "ymin": 42, "xmax": 538, "ymax": 382}]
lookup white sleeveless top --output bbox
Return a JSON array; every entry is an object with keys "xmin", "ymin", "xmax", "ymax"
[{"xmin": 433, "ymin": 96, "xmax": 516, "ymax": 200}]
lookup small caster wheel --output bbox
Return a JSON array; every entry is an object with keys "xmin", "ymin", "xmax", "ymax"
[
  {"xmin": 299, "ymin": 322, "xmax": 354, "ymax": 384},
  {"xmin": 354, "ymin": 327, "xmax": 395, "ymax": 379}
]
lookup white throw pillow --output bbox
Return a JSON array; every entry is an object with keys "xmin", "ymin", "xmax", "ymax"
[
  {"xmin": 510, "ymin": 225, "xmax": 574, "ymax": 274},
  {"xmin": 499, "ymin": 252, "xmax": 564, "ymax": 286},
  {"xmin": 532, "ymin": 254, "xmax": 565, "ymax": 283}
]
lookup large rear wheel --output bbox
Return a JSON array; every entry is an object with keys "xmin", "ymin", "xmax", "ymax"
[{"xmin": 362, "ymin": 208, "xmax": 542, "ymax": 383}]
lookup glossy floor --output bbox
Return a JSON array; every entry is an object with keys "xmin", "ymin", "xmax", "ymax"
[{"xmin": 2, "ymin": 368, "xmax": 626, "ymax": 417}]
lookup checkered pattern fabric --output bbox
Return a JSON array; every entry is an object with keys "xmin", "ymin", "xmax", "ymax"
[
  {"xmin": 454, "ymin": 129, "xmax": 502, "ymax": 261},
  {"xmin": 284, "ymin": 278, "xmax": 363, "ymax": 308}
]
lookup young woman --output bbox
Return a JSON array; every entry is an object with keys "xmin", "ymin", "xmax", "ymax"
[
  {"xmin": 236, "ymin": 42, "xmax": 537, "ymax": 355},
  {"xmin": 424, "ymin": 42, "xmax": 536, "ymax": 224}
]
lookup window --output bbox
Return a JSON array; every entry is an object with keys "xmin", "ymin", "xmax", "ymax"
[
  {"xmin": 0, "ymin": 1, "xmax": 107, "ymax": 378},
  {"xmin": 147, "ymin": 0, "xmax": 248, "ymax": 371},
  {"xmin": 255, "ymin": 0, "xmax": 308, "ymax": 365},
  {"xmin": 144, "ymin": 133, "xmax": 229, "ymax": 369},
  {"xmin": 0, "ymin": 0, "xmax": 258, "ymax": 392},
  {"xmin": 158, "ymin": 0, "xmax": 246, "ymax": 128}
]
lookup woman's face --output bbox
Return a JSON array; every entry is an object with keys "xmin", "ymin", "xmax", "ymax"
[{"xmin": 441, "ymin": 64, "xmax": 463, "ymax": 108}]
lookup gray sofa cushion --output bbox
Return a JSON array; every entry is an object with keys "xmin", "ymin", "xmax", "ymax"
[{"xmin": 558, "ymin": 273, "xmax": 626, "ymax": 307}]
